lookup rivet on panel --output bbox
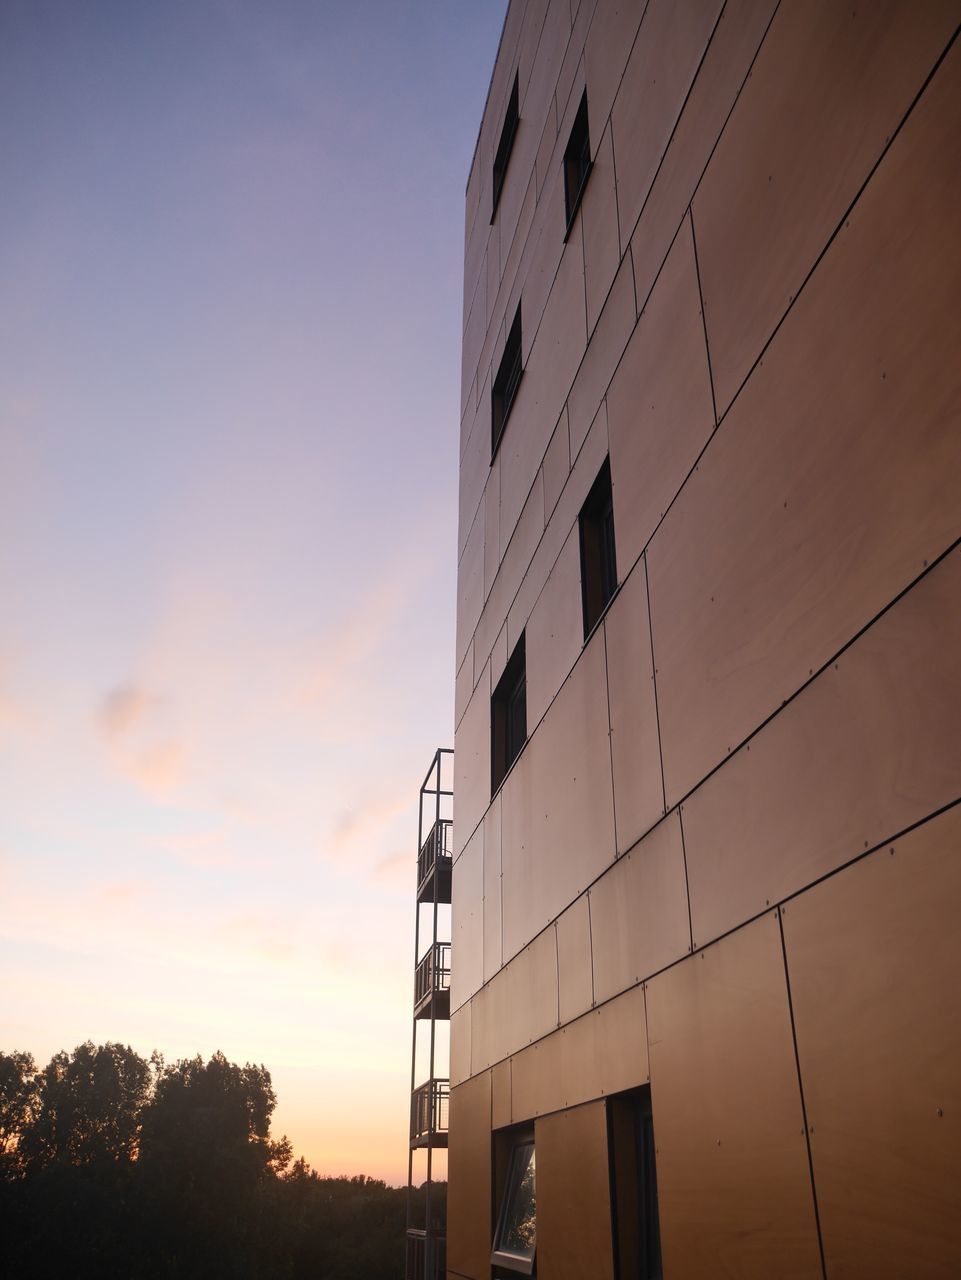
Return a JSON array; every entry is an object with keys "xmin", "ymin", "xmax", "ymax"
[
  {"xmin": 937, "ymin": 1107, "xmax": 944, "ymax": 1118},
  {"xmin": 890, "ymin": 847, "xmax": 895, "ymax": 856}
]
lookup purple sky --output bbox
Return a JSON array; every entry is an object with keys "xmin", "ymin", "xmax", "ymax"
[{"xmin": 0, "ymin": 0, "xmax": 506, "ymax": 1183}]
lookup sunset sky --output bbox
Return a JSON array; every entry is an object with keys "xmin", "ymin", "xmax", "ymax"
[{"xmin": 0, "ymin": 0, "xmax": 506, "ymax": 1184}]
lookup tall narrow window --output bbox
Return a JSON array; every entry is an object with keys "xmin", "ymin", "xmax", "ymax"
[
  {"xmin": 492, "ymin": 73, "xmax": 520, "ymax": 221},
  {"xmin": 491, "ymin": 633, "xmax": 527, "ymax": 795},
  {"xmin": 492, "ymin": 303, "xmax": 523, "ymax": 457},
  {"xmin": 492, "ymin": 1133, "xmax": 536, "ymax": 1276},
  {"xmin": 609, "ymin": 1088, "xmax": 662, "ymax": 1280},
  {"xmin": 563, "ymin": 89, "xmax": 592, "ymax": 233},
  {"xmin": 579, "ymin": 457, "xmax": 617, "ymax": 637}
]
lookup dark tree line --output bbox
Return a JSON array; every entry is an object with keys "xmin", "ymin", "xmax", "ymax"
[{"xmin": 0, "ymin": 1044, "xmax": 439, "ymax": 1279}]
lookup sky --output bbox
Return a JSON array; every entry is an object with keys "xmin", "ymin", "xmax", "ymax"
[{"xmin": 0, "ymin": 0, "xmax": 506, "ymax": 1185}]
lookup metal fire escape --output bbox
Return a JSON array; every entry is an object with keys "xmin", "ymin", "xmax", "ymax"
[{"xmin": 405, "ymin": 748, "xmax": 453, "ymax": 1280}]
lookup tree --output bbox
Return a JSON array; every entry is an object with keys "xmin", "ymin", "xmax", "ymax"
[
  {"xmin": 0, "ymin": 1050, "xmax": 37, "ymax": 1180},
  {"xmin": 19, "ymin": 1041, "xmax": 151, "ymax": 1172}
]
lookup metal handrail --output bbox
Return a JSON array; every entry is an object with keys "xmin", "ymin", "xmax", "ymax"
[
  {"xmin": 414, "ymin": 942, "xmax": 452, "ymax": 1008},
  {"xmin": 410, "ymin": 1078, "xmax": 450, "ymax": 1143},
  {"xmin": 417, "ymin": 819, "xmax": 452, "ymax": 890}
]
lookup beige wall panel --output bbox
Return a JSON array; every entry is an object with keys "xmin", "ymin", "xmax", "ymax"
[
  {"xmin": 501, "ymin": 632, "xmax": 616, "ymax": 960},
  {"xmin": 647, "ymin": 912, "xmax": 821, "ymax": 1279},
  {"xmin": 472, "ymin": 924, "xmax": 560, "ymax": 1072},
  {"xmin": 567, "ymin": 247, "xmax": 636, "ymax": 459},
  {"xmin": 583, "ymin": 0, "xmax": 645, "ymax": 134},
  {"xmin": 490, "ymin": 624, "xmax": 508, "ymax": 696},
  {"xmin": 541, "ymin": 406, "xmax": 570, "ymax": 522},
  {"xmin": 518, "ymin": 0, "xmax": 570, "ymax": 153},
  {"xmin": 499, "ymin": 226, "xmax": 587, "ymax": 553},
  {"xmin": 450, "ymin": 1002, "xmax": 471, "ymax": 1089},
  {"xmin": 457, "ymin": 410, "xmax": 491, "ymax": 563},
  {"xmin": 525, "ymin": 525, "xmax": 583, "ymax": 730},
  {"xmin": 650, "ymin": 43, "xmax": 961, "ymax": 807},
  {"xmin": 607, "ymin": 215, "xmax": 714, "ymax": 581},
  {"xmin": 486, "ymin": 218, "xmax": 501, "ymax": 325},
  {"xmin": 461, "ymin": 251, "xmax": 488, "ymax": 419},
  {"xmin": 694, "ymin": 0, "xmax": 960, "ymax": 416},
  {"xmin": 604, "ymin": 556, "xmax": 664, "ymax": 852},
  {"xmin": 613, "ymin": 0, "xmax": 723, "ymax": 245},
  {"xmin": 483, "ymin": 793, "xmax": 503, "ymax": 984},
  {"xmin": 556, "ymin": 893, "xmax": 594, "ymax": 1024},
  {"xmin": 455, "ymin": 502, "xmax": 484, "ymax": 675},
  {"xmin": 535, "ymin": 94, "xmax": 558, "ymax": 200},
  {"xmin": 483, "ymin": 446, "xmax": 500, "ymax": 597},
  {"xmin": 590, "ymin": 811, "xmax": 690, "ymax": 1003},
  {"xmin": 506, "ymin": 399, "xmax": 608, "ymax": 654},
  {"xmin": 683, "ymin": 548, "xmax": 961, "ymax": 947},
  {"xmin": 629, "ymin": 0, "xmax": 778, "ymax": 310},
  {"xmin": 783, "ymin": 804, "xmax": 961, "ymax": 1278},
  {"xmin": 451, "ymin": 823, "xmax": 485, "ymax": 1013},
  {"xmin": 491, "ymin": 1058, "xmax": 512, "ymax": 1131},
  {"xmin": 497, "ymin": 117, "xmax": 542, "ymax": 290},
  {"xmin": 448, "ymin": 1071, "xmax": 492, "ymax": 1280},
  {"xmin": 506, "ymin": 159, "xmax": 568, "ymax": 375},
  {"xmin": 491, "ymin": 172, "xmax": 536, "ymax": 349},
  {"xmin": 454, "ymin": 642, "xmax": 473, "ymax": 733},
  {"xmin": 479, "ymin": 470, "xmax": 544, "ymax": 670},
  {"xmin": 512, "ymin": 983, "xmax": 648, "ymax": 1121},
  {"xmin": 536, "ymin": 1102, "xmax": 615, "ymax": 1280},
  {"xmin": 555, "ymin": 0, "xmax": 594, "ymax": 126},
  {"xmin": 581, "ymin": 122, "xmax": 621, "ymax": 335},
  {"xmin": 452, "ymin": 659, "xmax": 490, "ymax": 860}
]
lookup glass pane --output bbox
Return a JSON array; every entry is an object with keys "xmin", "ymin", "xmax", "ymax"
[{"xmin": 497, "ymin": 1142, "xmax": 536, "ymax": 1260}]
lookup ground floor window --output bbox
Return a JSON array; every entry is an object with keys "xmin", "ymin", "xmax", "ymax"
[{"xmin": 491, "ymin": 1130, "xmax": 536, "ymax": 1275}]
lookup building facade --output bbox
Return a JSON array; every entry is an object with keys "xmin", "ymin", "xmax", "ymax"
[{"xmin": 449, "ymin": 2, "xmax": 961, "ymax": 1278}]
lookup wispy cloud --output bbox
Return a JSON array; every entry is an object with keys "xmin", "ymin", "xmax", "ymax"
[{"xmin": 98, "ymin": 684, "xmax": 162, "ymax": 738}]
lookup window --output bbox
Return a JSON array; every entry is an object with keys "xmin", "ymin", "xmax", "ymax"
[
  {"xmin": 579, "ymin": 457, "xmax": 617, "ymax": 637},
  {"xmin": 492, "ymin": 303, "xmax": 523, "ymax": 457},
  {"xmin": 563, "ymin": 90, "xmax": 592, "ymax": 234},
  {"xmin": 491, "ymin": 633, "xmax": 527, "ymax": 795},
  {"xmin": 492, "ymin": 73, "xmax": 520, "ymax": 221},
  {"xmin": 608, "ymin": 1089, "xmax": 662, "ymax": 1280},
  {"xmin": 492, "ymin": 1133, "xmax": 536, "ymax": 1276}
]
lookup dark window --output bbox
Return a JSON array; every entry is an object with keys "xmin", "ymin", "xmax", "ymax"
[
  {"xmin": 492, "ymin": 74, "xmax": 520, "ymax": 221},
  {"xmin": 563, "ymin": 90, "xmax": 592, "ymax": 233},
  {"xmin": 492, "ymin": 1133, "xmax": 536, "ymax": 1276},
  {"xmin": 492, "ymin": 303, "xmax": 523, "ymax": 457},
  {"xmin": 491, "ymin": 633, "xmax": 527, "ymax": 795},
  {"xmin": 609, "ymin": 1088, "xmax": 662, "ymax": 1280},
  {"xmin": 579, "ymin": 457, "xmax": 617, "ymax": 637}
]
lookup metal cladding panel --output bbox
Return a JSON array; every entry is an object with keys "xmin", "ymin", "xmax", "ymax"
[
  {"xmin": 451, "ymin": 823, "xmax": 484, "ymax": 1013},
  {"xmin": 455, "ymin": 499, "xmax": 484, "ymax": 673},
  {"xmin": 629, "ymin": 0, "xmax": 779, "ymax": 310},
  {"xmin": 536, "ymin": 1101, "xmax": 615, "ymax": 1280},
  {"xmin": 484, "ymin": 447, "xmax": 501, "ymax": 597},
  {"xmin": 519, "ymin": 0, "xmax": 571, "ymax": 150},
  {"xmin": 525, "ymin": 525, "xmax": 583, "ymax": 730},
  {"xmin": 471, "ymin": 924, "xmax": 559, "ymax": 1074},
  {"xmin": 507, "ymin": 400, "xmax": 609, "ymax": 655},
  {"xmin": 541, "ymin": 407, "xmax": 570, "ymax": 523},
  {"xmin": 492, "ymin": 1058, "xmax": 512, "ymax": 1131},
  {"xmin": 501, "ymin": 631, "xmax": 616, "ymax": 961},
  {"xmin": 682, "ymin": 547, "xmax": 961, "ymax": 948},
  {"xmin": 450, "ymin": 1002, "xmax": 471, "ymax": 1089},
  {"xmin": 589, "ymin": 811, "xmax": 690, "ymax": 1003},
  {"xmin": 498, "ymin": 225, "xmax": 587, "ymax": 553},
  {"xmin": 485, "ymin": 472, "xmax": 544, "ymax": 664},
  {"xmin": 694, "ymin": 0, "xmax": 960, "ymax": 417},
  {"xmin": 612, "ymin": 0, "xmax": 724, "ymax": 243},
  {"xmin": 511, "ymin": 984, "xmax": 648, "ymax": 1121},
  {"xmin": 650, "ymin": 40, "xmax": 961, "ymax": 807},
  {"xmin": 483, "ymin": 794, "xmax": 503, "ymax": 984},
  {"xmin": 607, "ymin": 215, "xmax": 715, "ymax": 581},
  {"xmin": 583, "ymin": 0, "xmax": 645, "ymax": 134},
  {"xmin": 782, "ymin": 804, "xmax": 961, "ymax": 1278},
  {"xmin": 556, "ymin": 893, "xmax": 594, "ymax": 1024},
  {"xmin": 603, "ymin": 556, "xmax": 665, "ymax": 853},
  {"xmin": 448, "ymin": 1071, "xmax": 493, "ymax": 1280},
  {"xmin": 567, "ymin": 248, "xmax": 636, "ymax": 459},
  {"xmin": 454, "ymin": 642, "xmax": 473, "ymax": 733},
  {"xmin": 581, "ymin": 122, "xmax": 621, "ymax": 335},
  {"xmin": 458, "ymin": 406, "xmax": 492, "ymax": 562},
  {"xmin": 646, "ymin": 912, "xmax": 822, "ymax": 1279},
  {"xmin": 452, "ymin": 660, "xmax": 490, "ymax": 861}
]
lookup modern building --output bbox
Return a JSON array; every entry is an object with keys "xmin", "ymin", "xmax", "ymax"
[{"xmin": 448, "ymin": 2, "xmax": 961, "ymax": 1278}]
